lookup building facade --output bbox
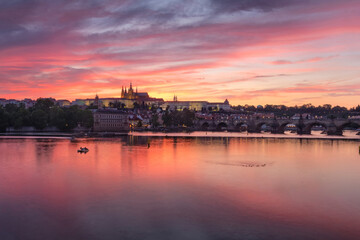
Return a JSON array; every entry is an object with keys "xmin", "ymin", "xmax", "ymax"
[
  {"xmin": 93, "ymin": 110, "xmax": 130, "ymax": 132},
  {"xmin": 161, "ymin": 99, "xmax": 231, "ymax": 111}
]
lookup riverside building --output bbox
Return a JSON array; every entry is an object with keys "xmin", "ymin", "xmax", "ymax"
[{"xmin": 93, "ymin": 109, "xmax": 130, "ymax": 132}]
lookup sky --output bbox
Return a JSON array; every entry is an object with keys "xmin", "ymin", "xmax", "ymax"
[{"xmin": 0, "ymin": 0, "xmax": 360, "ymax": 107}]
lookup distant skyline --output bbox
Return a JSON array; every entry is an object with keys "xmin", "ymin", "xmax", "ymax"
[{"xmin": 0, "ymin": 0, "xmax": 359, "ymax": 107}]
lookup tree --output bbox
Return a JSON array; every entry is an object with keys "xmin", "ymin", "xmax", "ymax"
[
  {"xmin": 136, "ymin": 120, "xmax": 142, "ymax": 128},
  {"xmin": 0, "ymin": 107, "xmax": 9, "ymax": 132},
  {"xmin": 5, "ymin": 104, "xmax": 31, "ymax": 129},
  {"xmin": 133, "ymin": 102, "xmax": 140, "ymax": 109},
  {"xmin": 34, "ymin": 98, "xmax": 55, "ymax": 112},
  {"xmin": 162, "ymin": 110, "xmax": 172, "ymax": 127},
  {"xmin": 31, "ymin": 109, "xmax": 48, "ymax": 129},
  {"xmin": 181, "ymin": 108, "xmax": 195, "ymax": 127},
  {"xmin": 78, "ymin": 109, "xmax": 93, "ymax": 128},
  {"xmin": 151, "ymin": 114, "xmax": 159, "ymax": 128},
  {"xmin": 13, "ymin": 117, "xmax": 24, "ymax": 129},
  {"xmin": 150, "ymin": 104, "xmax": 157, "ymax": 113},
  {"xmin": 49, "ymin": 107, "xmax": 67, "ymax": 130}
]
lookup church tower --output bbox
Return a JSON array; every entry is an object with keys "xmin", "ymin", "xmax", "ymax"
[
  {"xmin": 94, "ymin": 94, "xmax": 100, "ymax": 108},
  {"xmin": 128, "ymin": 82, "xmax": 134, "ymax": 99},
  {"xmin": 121, "ymin": 82, "xmax": 142, "ymax": 100}
]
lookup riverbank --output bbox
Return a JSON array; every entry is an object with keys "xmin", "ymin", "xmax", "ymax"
[
  {"xmin": 0, "ymin": 132, "xmax": 128, "ymax": 138},
  {"xmin": 1, "ymin": 130, "xmax": 359, "ymax": 141},
  {"xmin": 0, "ymin": 132, "xmax": 73, "ymax": 137}
]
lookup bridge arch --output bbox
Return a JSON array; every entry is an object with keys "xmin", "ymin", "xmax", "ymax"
[
  {"xmin": 304, "ymin": 122, "xmax": 328, "ymax": 134},
  {"xmin": 338, "ymin": 121, "xmax": 360, "ymax": 130},
  {"xmin": 234, "ymin": 122, "xmax": 247, "ymax": 132},
  {"xmin": 216, "ymin": 122, "xmax": 228, "ymax": 131},
  {"xmin": 278, "ymin": 122, "xmax": 295, "ymax": 133},
  {"xmin": 255, "ymin": 122, "xmax": 271, "ymax": 133},
  {"xmin": 336, "ymin": 121, "xmax": 360, "ymax": 135},
  {"xmin": 201, "ymin": 122, "xmax": 210, "ymax": 131}
]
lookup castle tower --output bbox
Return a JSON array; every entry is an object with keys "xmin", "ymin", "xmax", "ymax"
[
  {"xmin": 94, "ymin": 94, "xmax": 100, "ymax": 108},
  {"xmin": 128, "ymin": 82, "xmax": 133, "ymax": 96},
  {"xmin": 127, "ymin": 82, "xmax": 135, "ymax": 99}
]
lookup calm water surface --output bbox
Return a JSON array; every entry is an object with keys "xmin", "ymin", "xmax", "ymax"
[{"xmin": 0, "ymin": 136, "xmax": 360, "ymax": 240}]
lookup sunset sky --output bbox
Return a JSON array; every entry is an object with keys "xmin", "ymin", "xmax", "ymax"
[{"xmin": 0, "ymin": 0, "xmax": 359, "ymax": 107}]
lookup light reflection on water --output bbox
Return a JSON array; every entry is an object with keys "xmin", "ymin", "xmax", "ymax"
[
  {"xmin": 130, "ymin": 130, "xmax": 360, "ymax": 139},
  {"xmin": 0, "ymin": 136, "xmax": 360, "ymax": 240}
]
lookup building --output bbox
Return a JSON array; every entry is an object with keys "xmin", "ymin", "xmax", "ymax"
[
  {"xmin": 161, "ymin": 98, "xmax": 231, "ymax": 112},
  {"xmin": 56, "ymin": 99, "xmax": 71, "ymax": 107},
  {"xmin": 72, "ymin": 83, "xmax": 164, "ymax": 109},
  {"xmin": 252, "ymin": 112, "xmax": 275, "ymax": 119},
  {"xmin": 291, "ymin": 113, "xmax": 314, "ymax": 120},
  {"xmin": 22, "ymin": 98, "xmax": 35, "ymax": 108},
  {"xmin": 0, "ymin": 99, "xmax": 21, "ymax": 107},
  {"xmin": 121, "ymin": 82, "xmax": 143, "ymax": 100},
  {"xmin": 207, "ymin": 99, "xmax": 231, "ymax": 111},
  {"xmin": 93, "ymin": 109, "xmax": 130, "ymax": 132},
  {"xmin": 161, "ymin": 101, "xmax": 208, "ymax": 111}
]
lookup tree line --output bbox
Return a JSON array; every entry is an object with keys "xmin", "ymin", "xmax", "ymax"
[
  {"xmin": 0, "ymin": 98, "xmax": 93, "ymax": 132},
  {"xmin": 161, "ymin": 108, "xmax": 196, "ymax": 127}
]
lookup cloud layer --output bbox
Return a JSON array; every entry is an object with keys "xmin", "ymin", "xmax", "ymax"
[{"xmin": 0, "ymin": 0, "xmax": 359, "ymax": 106}]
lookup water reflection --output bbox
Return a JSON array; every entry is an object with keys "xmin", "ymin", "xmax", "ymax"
[
  {"xmin": 0, "ymin": 137, "xmax": 360, "ymax": 239},
  {"xmin": 35, "ymin": 139, "xmax": 57, "ymax": 163}
]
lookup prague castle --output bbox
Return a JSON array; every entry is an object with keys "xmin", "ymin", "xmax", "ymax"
[
  {"xmin": 121, "ymin": 82, "xmax": 150, "ymax": 100},
  {"xmin": 72, "ymin": 82, "xmax": 230, "ymax": 111},
  {"xmin": 73, "ymin": 83, "xmax": 164, "ymax": 108}
]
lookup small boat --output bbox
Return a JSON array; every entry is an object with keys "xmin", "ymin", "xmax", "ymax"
[{"xmin": 77, "ymin": 147, "xmax": 89, "ymax": 153}]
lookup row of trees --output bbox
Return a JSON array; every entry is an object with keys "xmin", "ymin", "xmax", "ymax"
[
  {"xmin": 0, "ymin": 98, "xmax": 93, "ymax": 132},
  {"xmin": 160, "ymin": 108, "xmax": 196, "ymax": 128},
  {"xmin": 151, "ymin": 108, "xmax": 195, "ymax": 127}
]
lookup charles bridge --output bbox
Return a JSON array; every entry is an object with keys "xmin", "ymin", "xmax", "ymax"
[{"xmin": 196, "ymin": 117, "xmax": 360, "ymax": 136}]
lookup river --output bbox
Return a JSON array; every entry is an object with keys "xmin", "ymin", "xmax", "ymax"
[{"xmin": 0, "ymin": 136, "xmax": 360, "ymax": 239}]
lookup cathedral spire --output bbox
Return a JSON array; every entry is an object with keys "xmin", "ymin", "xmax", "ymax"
[{"xmin": 94, "ymin": 93, "xmax": 99, "ymax": 108}]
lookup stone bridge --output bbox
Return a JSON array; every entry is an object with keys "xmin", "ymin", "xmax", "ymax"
[{"xmin": 196, "ymin": 118, "xmax": 360, "ymax": 136}]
